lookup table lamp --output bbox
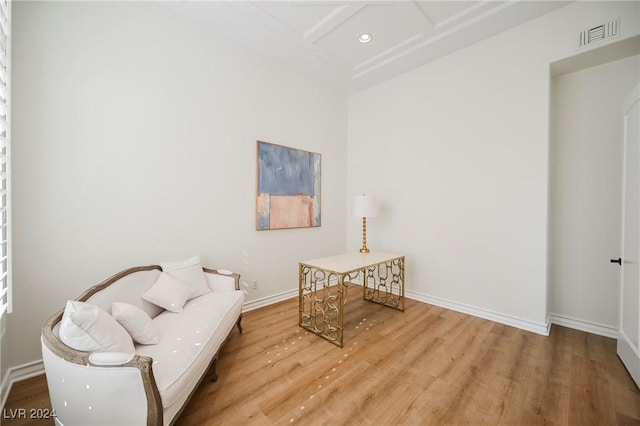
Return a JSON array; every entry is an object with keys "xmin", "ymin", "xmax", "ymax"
[{"xmin": 353, "ymin": 194, "xmax": 379, "ymax": 253}]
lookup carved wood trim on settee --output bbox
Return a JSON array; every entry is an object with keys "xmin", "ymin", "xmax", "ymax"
[{"xmin": 41, "ymin": 265, "xmax": 242, "ymax": 426}]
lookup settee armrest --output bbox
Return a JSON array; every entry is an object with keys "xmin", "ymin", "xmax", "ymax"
[
  {"xmin": 41, "ymin": 311, "xmax": 163, "ymax": 426},
  {"xmin": 88, "ymin": 351, "xmax": 135, "ymax": 366},
  {"xmin": 203, "ymin": 267, "xmax": 240, "ymax": 291}
]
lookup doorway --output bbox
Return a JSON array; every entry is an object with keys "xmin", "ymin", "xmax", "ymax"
[{"xmin": 548, "ymin": 38, "xmax": 640, "ymax": 337}]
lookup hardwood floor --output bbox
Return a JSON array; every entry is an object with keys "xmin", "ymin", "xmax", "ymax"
[{"xmin": 4, "ymin": 296, "xmax": 640, "ymax": 425}]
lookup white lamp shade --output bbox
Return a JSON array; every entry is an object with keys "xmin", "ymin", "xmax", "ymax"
[{"xmin": 353, "ymin": 194, "xmax": 379, "ymax": 218}]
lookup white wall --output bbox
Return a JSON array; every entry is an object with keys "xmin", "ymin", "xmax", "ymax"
[
  {"xmin": 8, "ymin": 1, "xmax": 347, "ymax": 369},
  {"xmin": 550, "ymin": 55, "xmax": 640, "ymax": 333},
  {"xmin": 347, "ymin": 1, "xmax": 640, "ymax": 332}
]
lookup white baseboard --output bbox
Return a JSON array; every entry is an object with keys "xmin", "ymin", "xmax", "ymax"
[
  {"xmin": 405, "ymin": 289, "xmax": 551, "ymax": 336},
  {"xmin": 351, "ymin": 282, "xmax": 616, "ymax": 339},
  {"xmin": 549, "ymin": 313, "xmax": 618, "ymax": 338},
  {"xmin": 242, "ymin": 289, "xmax": 297, "ymax": 312},
  {"xmin": 1, "ymin": 360, "xmax": 45, "ymax": 410},
  {"xmin": 344, "ymin": 280, "xmax": 550, "ymax": 335}
]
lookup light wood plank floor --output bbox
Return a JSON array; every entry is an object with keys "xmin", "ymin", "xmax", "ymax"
[{"xmin": 4, "ymin": 296, "xmax": 640, "ymax": 425}]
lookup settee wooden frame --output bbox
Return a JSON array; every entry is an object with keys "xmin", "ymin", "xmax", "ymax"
[{"xmin": 41, "ymin": 265, "xmax": 242, "ymax": 426}]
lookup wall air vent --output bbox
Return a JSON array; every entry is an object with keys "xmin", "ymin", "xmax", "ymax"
[{"xmin": 579, "ymin": 19, "xmax": 619, "ymax": 48}]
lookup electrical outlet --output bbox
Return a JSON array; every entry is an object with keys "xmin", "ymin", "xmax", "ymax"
[{"xmin": 252, "ymin": 280, "xmax": 258, "ymax": 290}]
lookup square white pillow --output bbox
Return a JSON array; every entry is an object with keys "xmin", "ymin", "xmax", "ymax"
[
  {"xmin": 142, "ymin": 272, "xmax": 192, "ymax": 313},
  {"xmin": 59, "ymin": 300, "xmax": 135, "ymax": 354},
  {"xmin": 112, "ymin": 302, "xmax": 160, "ymax": 345},
  {"xmin": 160, "ymin": 255, "xmax": 210, "ymax": 300}
]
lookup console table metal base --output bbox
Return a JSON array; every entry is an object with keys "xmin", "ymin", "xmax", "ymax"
[{"xmin": 299, "ymin": 253, "xmax": 405, "ymax": 347}]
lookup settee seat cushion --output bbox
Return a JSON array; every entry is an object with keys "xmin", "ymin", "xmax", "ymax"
[{"xmin": 135, "ymin": 290, "xmax": 244, "ymax": 408}]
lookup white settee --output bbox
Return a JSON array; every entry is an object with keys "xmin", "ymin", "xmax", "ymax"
[{"xmin": 41, "ymin": 260, "xmax": 244, "ymax": 426}]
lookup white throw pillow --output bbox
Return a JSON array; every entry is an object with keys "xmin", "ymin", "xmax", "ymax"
[
  {"xmin": 160, "ymin": 255, "xmax": 210, "ymax": 300},
  {"xmin": 112, "ymin": 302, "xmax": 161, "ymax": 345},
  {"xmin": 59, "ymin": 300, "xmax": 135, "ymax": 354},
  {"xmin": 142, "ymin": 272, "xmax": 192, "ymax": 313}
]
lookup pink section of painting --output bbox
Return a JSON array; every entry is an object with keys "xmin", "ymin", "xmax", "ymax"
[{"xmin": 268, "ymin": 195, "xmax": 316, "ymax": 229}]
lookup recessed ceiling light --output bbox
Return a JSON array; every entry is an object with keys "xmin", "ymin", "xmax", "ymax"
[{"xmin": 358, "ymin": 33, "xmax": 372, "ymax": 44}]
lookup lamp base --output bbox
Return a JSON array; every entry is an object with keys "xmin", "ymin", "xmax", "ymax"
[{"xmin": 359, "ymin": 217, "xmax": 370, "ymax": 254}]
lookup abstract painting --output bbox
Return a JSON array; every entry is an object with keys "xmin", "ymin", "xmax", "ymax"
[{"xmin": 256, "ymin": 141, "xmax": 321, "ymax": 230}]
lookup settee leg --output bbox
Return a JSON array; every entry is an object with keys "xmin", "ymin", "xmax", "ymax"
[
  {"xmin": 236, "ymin": 314, "xmax": 243, "ymax": 334},
  {"xmin": 210, "ymin": 357, "xmax": 219, "ymax": 382}
]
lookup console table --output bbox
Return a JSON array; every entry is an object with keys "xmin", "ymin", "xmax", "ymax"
[{"xmin": 298, "ymin": 252, "xmax": 405, "ymax": 347}]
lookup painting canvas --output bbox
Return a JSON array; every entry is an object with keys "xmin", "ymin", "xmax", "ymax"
[{"xmin": 256, "ymin": 141, "xmax": 321, "ymax": 230}]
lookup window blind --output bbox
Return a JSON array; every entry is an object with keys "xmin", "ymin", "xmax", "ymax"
[{"xmin": 0, "ymin": 0, "xmax": 10, "ymax": 319}]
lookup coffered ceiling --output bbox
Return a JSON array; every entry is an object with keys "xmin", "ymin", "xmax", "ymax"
[{"xmin": 164, "ymin": 1, "xmax": 572, "ymax": 93}]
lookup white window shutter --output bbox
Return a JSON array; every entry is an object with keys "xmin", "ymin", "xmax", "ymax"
[{"xmin": 0, "ymin": 0, "xmax": 10, "ymax": 319}]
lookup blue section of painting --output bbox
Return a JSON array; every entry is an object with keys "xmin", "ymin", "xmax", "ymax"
[
  {"xmin": 258, "ymin": 141, "xmax": 317, "ymax": 196},
  {"xmin": 258, "ymin": 211, "xmax": 270, "ymax": 229}
]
